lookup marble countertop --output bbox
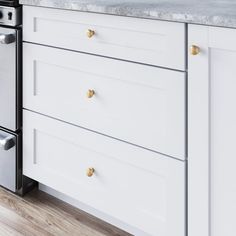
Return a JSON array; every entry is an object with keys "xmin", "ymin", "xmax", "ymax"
[{"xmin": 19, "ymin": 0, "xmax": 236, "ymax": 28}]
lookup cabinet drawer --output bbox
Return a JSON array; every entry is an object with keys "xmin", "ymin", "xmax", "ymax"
[
  {"xmin": 23, "ymin": 110, "xmax": 186, "ymax": 236},
  {"xmin": 23, "ymin": 43, "xmax": 186, "ymax": 159},
  {"xmin": 23, "ymin": 6, "xmax": 186, "ymax": 70}
]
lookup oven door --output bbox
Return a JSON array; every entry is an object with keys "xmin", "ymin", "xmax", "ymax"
[
  {"xmin": 0, "ymin": 129, "xmax": 20, "ymax": 192},
  {"xmin": 0, "ymin": 27, "xmax": 21, "ymax": 131}
]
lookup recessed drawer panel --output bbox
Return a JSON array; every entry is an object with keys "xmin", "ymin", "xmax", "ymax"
[
  {"xmin": 23, "ymin": 110, "xmax": 186, "ymax": 236},
  {"xmin": 23, "ymin": 43, "xmax": 186, "ymax": 159},
  {"xmin": 23, "ymin": 6, "xmax": 186, "ymax": 70}
]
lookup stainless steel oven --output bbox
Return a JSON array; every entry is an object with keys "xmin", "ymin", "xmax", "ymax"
[
  {"xmin": 0, "ymin": 5, "xmax": 36, "ymax": 195},
  {"xmin": 0, "ymin": 129, "xmax": 20, "ymax": 192},
  {"xmin": 0, "ymin": 26, "xmax": 21, "ymax": 131},
  {"xmin": 0, "ymin": 0, "xmax": 19, "ymax": 6}
]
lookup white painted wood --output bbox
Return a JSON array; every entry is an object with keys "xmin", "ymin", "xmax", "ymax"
[
  {"xmin": 23, "ymin": 110, "xmax": 186, "ymax": 236},
  {"xmin": 23, "ymin": 6, "xmax": 186, "ymax": 71},
  {"xmin": 208, "ymin": 26, "xmax": 236, "ymax": 52},
  {"xmin": 39, "ymin": 183, "xmax": 148, "ymax": 236},
  {"xmin": 23, "ymin": 43, "xmax": 186, "ymax": 160},
  {"xmin": 188, "ymin": 25, "xmax": 210, "ymax": 236},
  {"xmin": 210, "ymin": 47, "xmax": 236, "ymax": 236},
  {"xmin": 188, "ymin": 25, "xmax": 236, "ymax": 236}
]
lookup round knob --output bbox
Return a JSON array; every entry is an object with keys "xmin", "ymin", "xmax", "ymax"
[
  {"xmin": 86, "ymin": 168, "xmax": 95, "ymax": 177},
  {"xmin": 87, "ymin": 29, "xmax": 95, "ymax": 38},
  {"xmin": 87, "ymin": 89, "xmax": 95, "ymax": 98},
  {"xmin": 190, "ymin": 45, "xmax": 200, "ymax": 55}
]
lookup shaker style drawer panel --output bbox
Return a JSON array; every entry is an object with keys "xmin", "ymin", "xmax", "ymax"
[
  {"xmin": 23, "ymin": 110, "xmax": 186, "ymax": 236},
  {"xmin": 23, "ymin": 6, "xmax": 186, "ymax": 70},
  {"xmin": 23, "ymin": 43, "xmax": 186, "ymax": 159}
]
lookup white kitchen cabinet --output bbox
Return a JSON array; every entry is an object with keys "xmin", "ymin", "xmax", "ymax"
[
  {"xmin": 188, "ymin": 25, "xmax": 236, "ymax": 236},
  {"xmin": 23, "ymin": 43, "xmax": 186, "ymax": 160},
  {"xmin": 21, "ymin": 3, "xmax": 236, "ymax": 236},
  {"xmin": 23, "ymin": 110, "xmax": 186, "ymax": 236},
  {"xmin": 22, "ymin": 6, "xmax": 188, "ymax": 236}
]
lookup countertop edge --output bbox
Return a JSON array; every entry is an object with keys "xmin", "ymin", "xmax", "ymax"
[{"xmin": 19, "ymin": 1, "xmax": 236, "ymax": 29}]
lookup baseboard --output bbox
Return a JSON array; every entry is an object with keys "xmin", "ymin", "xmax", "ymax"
[{"xmin": 39, "ymin": 183, "xmax": 147, "ymax": 236}]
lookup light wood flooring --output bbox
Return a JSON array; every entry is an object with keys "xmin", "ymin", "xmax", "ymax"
[{"xmin": 0, "ymin": 187, "xmax": 132, "ymax": 236}]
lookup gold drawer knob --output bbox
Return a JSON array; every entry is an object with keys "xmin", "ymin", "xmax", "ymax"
[
  {"xmin": 87, "ymin": 89, "xmax": 95, "ymax": 98},
  {"xmin": 87, "ymin": 29, "xmax": 95, "ymax": 38},
  {"xmin": 190, "ymin": 45, "xmax": 200, "ymax": 55},
  {"xmin": 87, "ymin": 168, "xmax": 95, "ymax": 177}
]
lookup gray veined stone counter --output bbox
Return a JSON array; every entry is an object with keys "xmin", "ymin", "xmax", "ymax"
[{"xmin": 19, "ymin": 0, "xmax": 236, "ymax": 28}]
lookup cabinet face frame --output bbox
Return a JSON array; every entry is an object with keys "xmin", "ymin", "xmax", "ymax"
[
  {"xmin": 188, "ymin": 24, "xmax": 211, "ymax": 236},
  {"xmin": 188, "ymin": 24, "xmax": 236, "ymax": 236}
]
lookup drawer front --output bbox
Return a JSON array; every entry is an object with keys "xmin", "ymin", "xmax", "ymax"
[
  {"xmin": 23, "ymin": 6, "xmax": 186, "ymax": 70},
  {"xmin": 23, "ymin": 110, "xmax": 186, "ymax": 236},
  {"xmin": 23, "ymin": 43, "xmax": 186, "ymax": 159}
]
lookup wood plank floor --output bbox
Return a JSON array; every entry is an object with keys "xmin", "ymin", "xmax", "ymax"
[{"xmin": 0, "ymin": 187, "xmax": 132, "ymax": 236}]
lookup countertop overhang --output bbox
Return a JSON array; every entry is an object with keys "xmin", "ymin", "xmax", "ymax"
[{"xmin": 19, "ymin": 0, "xmax": 236, "ymax": 28}]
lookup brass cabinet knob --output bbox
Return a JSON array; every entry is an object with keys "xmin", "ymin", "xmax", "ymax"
[
  {"xmin": 87, "ymin": 29, "xmax": 95, "ymax": 38},
  {"xmin": 86, "ymin": 168, "xmax": 95, "ymax": 177},
  {"xmin": 87, "ymin": 89, "xmax": 95, "ymax": 98},
  {"xmin": 190, "ymin": 45, "xmax": 200, "ymax": 55}
]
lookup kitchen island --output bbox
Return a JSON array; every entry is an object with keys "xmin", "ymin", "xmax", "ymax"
[{"xmin": 20, "ymin": 1, "xmax": 236, "ymax": 236}]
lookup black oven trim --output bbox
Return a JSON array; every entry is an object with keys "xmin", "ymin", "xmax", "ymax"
[{"xmin": 0, "ymin": 0, "xmax": 19, "ymax": 7}]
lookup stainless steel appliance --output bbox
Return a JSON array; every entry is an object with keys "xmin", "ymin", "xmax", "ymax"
[
  {"xmin": 0, "ymin": 3, "xmax": 36, "ymax": 195},
  {"xmin": 0, "ymin": 0, "xmax": 19, "ymax": 6}
]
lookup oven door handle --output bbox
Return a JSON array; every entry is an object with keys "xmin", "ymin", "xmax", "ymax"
[
  {"xmin": 0, "ymin": 133, "xmax": 16, "ymax": 151},
  {"xmin": 0, "ymin": 33, "xmax": 15, "ymax": 44}
]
